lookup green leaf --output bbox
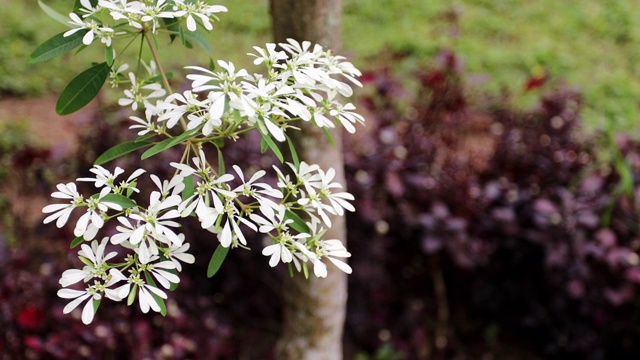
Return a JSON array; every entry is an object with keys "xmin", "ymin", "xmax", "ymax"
[
  {"xmin": 178, "ymin": 26, "xmax": 192, "ymax": 49},
  {"xmin": 302, "ymin": 261, "xmax": 309, "ymax": 279},
  {"xmin": 70, "ymin": 236, "xmax": 84, "ymax": 249},
  {"xmin": 161, "ymin": 15, "xmax": 179, "ymax": 43},
  {"xmin": 29, "ymin": 30, "xmax": 88, "ymax": 64},
  {"xmin": 183, "ymin": 30, "xmax": 212, "ymax": 56},
  {"xmin": 38, "ymin": 0, "xmax": 71, "ymax": 27},
  {"xmin": 260, "ymin": 132, "xmax": 284, "ymax": 163},
  {"xmin": 127, "ymin": 284, "xmax": 138, "ymax": 306},
  {"xmin": 285, "ymin": 210, "xmax": 311, "ymax": 234},
  {"xmin": 322, "ymin": 127, "xmax": 336, "ymax": 147},
  {"xmin": 95, "ymin": 141, "xmax": 153, "ymax": 165},
  {"xmin": 217, "ymin": 148, "xmax": 225, "ymax": 174},
  {"xmin": 167, "ymin": 268, "xmax": 180, "ymax": 291},
  {"xmin": 79, "ymin": 255, "xmax": 93, "ymax": 267},
  {"xmin": 288, "ymin": 263, "xmax": 294, "ymax": 277},
  {"xmin": 286, "ymin": 136, "xmax": 300, "ymax": 170},
  {"xmin": 135, "ymin": 133, "xmax": 156, "ymax": 142},
  {"xmin": 105, "ymin": 45, "xmax": 114, "ymax": 66},
  {"xmin": 56, "ymin": 62, "xmax": 110, "ymax": 115},
  {"xmin": 260, "ymin": 137, "xmax": 268, "ymax": 153},
  {"xmin": 181, "ymin": 175, "xmax": 195, "ymax": 201},
  {"xmin": 141, "ymin": 128, "xmax": 198, "ymax": 160},
  {"xmin": 92, "ymin": 298, "xmax": 101, "ymax": 317},
  {"xmin": 100, "ymin": 193, "xmax": 137, "ymax": 209},
  {"xmin": 207, "ymin": 244, "xmax": 229, "ymax": 278}
]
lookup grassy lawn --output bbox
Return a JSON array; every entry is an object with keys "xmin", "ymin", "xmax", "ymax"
[{"xmin": 3, "ymin": 0, "xmax": 640, "ymax": 133}]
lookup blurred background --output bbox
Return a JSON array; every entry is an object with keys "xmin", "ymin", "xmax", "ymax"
[{"xmin": 3, "ymin": 0, "xmax": 640, "ymax": 359}]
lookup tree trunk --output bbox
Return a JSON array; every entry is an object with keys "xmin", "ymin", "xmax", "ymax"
[{"xmin": 270, "ymin": 1, "xmax": 348, "ymax": 359}]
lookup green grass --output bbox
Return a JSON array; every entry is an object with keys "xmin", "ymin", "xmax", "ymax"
[
  {"xmin": 343, "ymin": 0, "xmax": 640, "ymax": 133},
  {"xmin": 3, "ymin": 0, "xmax": 640, "ymax": 133}
]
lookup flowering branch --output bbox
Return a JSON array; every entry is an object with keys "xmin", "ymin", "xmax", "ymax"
[{"xmin": 33, "ymin": 0, "xmax": 363, "ymax": 325}]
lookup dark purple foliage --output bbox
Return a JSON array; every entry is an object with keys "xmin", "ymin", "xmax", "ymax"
[
  {"xmin": 344, "ymin": 50, "xmax": 640, "ymax": 359},
  {"xmin": 3, "ymin": 49, "xmax": 640, "ymax": 359}
]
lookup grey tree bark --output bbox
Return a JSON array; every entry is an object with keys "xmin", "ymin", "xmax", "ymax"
[{"xmin": 270, "ymin": 1, "xmax": 348, "ymax": 359}]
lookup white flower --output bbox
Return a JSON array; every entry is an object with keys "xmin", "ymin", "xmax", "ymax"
[
  {"xmin": 330, "ymin": 102, "xmax": 365, "ymax": 134},
  {"xmin": 58, "ymin": 284, "xmax": 102, "ymax": 324},
  {"xmin": 145, "ymin": 260, "xmax": 180, "ymax": 289},
  {"xmin": 162, "ymin": 239, "xmax": 195, "ymax": 272},
  {"xmin": 129, "ymin": 191, "xmax": 182, "ymax": 245},
  {"xmin": 172, "ymin": 1, "xmax": 227, "ymax": 32},
  {"xmin": 250, "ymin": 205, "xmax": 291, "ymax": 234},
  {"xmin": 172, "ymin": 150, "xmax": 235, "ymax": 217},
  {"xmin": 232, "ymin": 165, "xmax": 282, "ymax": 218},
  {"xmin": 119, "ymin": 273, "xmax": 168, "ymax": 314},
  {"xmin": 63, "ymin": 13, "xmax": 114, "ymax": 46},
  {"xmin": 315, "ymin": 167, "xmax": 356, "ymax": 216},
  {"xmin": 74, "ymin": 191, "xmax": 123, "ymax": 240},
  {"xmin": 313, "ymin": 239, "xmax": 352, "ymax": 277},
  {"xmin": 262, "ymin": 241, "xmax": 293, "ymax": 267},
  {"xmin": 42, "ymin": 182, "xmax": 84, "ymax": 228},
  {"xmin": 248, "ymin": 43, "xmax": 287, "ymax": 66},
  {"xmin": 78, "ymin": 165, "xmax": 146, "ymax": 195},
  {"xmin": 151, "ymin": 174, "xmax": 185, "ymax": 199},
  {"xmin": 130, "ymin": 108, "xmax": 158, "ymax": 136},
  {"xmin": 216, "ymin": 199, "xmax": 256, "ymax": 247},
  {"xmin": 78, "ymin": 238, "xmax": 117, "ymax": 277},
  {"xmin": 118, "ymin": 72, "xmax": 166, "ymax": 111}
]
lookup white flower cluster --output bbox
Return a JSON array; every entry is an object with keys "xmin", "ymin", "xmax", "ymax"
[
  {"xmin": 64, "ymin": 0, "xmax": 227, "ymax": 47},
  {"xmin": 123, "ymin": 38, "xmax": 364, "ymax": 141},
  {"xmin": 44, "ymin": 155, "xmax": 354, "ymax": 323},
  {"xmin": 45, "ymin": 0, "xmax": 364, "ymax": 325}
]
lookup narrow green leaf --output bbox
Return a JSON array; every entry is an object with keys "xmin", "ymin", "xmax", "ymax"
[
  {"xmin": 100, "ymin": 193, "xmax": 137, "ymax": 209},
  {"xmin": 105, "ymin": 45, "xmax": 114, "ymax": 66},
  {"xmin": 286, "ymin": 136, "xmax": 300, "ymax": 169},
  {"xmin": 183, "ymin": 30, "xmax": 212, "ymax": 56},
  {"xmin": 161, "ymin": 16, "xmax": 179, "ymax": 43},
  {"xmin": 181, "ymin": 175, "xmax": 195, "ymax": 201},
  {"xmin": 178, "ymin": 26, "xmax": 192, "ymax": 49},
  {"xmin": 135, "ymin": 133, "xmax": 156, "ymax": 142},
  {"xmin": 29, "ymin": 30, "xmax": 88, "ymax": 64},
  {"xmin": 95, "ymin": 141, "xmax": 152, "ymax": 165},
  {"xmin": 217, "ymin": 148, "xmax": 225, "ymax": 174},
  {"xmin": 127, "ymin": 284, "xmax": 138, "ymax": 306},
  {"xmin": 92, "ymin": 298, "xmax": 101, "ymax": 317},
  {"xmin": 141, "ymin": 128, "xmax": 198, "ymax": 160},
  {"xmin": 233, "ymin": 109, "xmax": 243, "ymax": 126},
  {"xmin": 126, "ymin": 180, "xmax": 137, "ymax": 197},
  {"xmin": 38, "ymin": 0, "xmax": 71, "ymax": 27},
  {"xmin": 288, "ymin": 263, "xmax": 294, "ymax": 277},
  {"xmin": 167, "ymin": 268, "xmax": 180, "ymax": 291},
  {"xmin": 70, "ymin": 236, "xmax": 84, "ymax": 249},
  {"xmin": 260, "ymin": 137, "xmax": 268, "ymax": 153},
  {"xmin": 56, "ymin": 62, "xmax": 110, "ymax": 115},
  {"xmin": 260, "ymin": 132, "xmax": 284, "ymax": 163},
  {"xmin": 208, "ymin": 58, "xmax": 216, "ymax": 71},
  {"xmin": 79, "ymin": 256, "xmax": 94, "ymax": 267},
  {"xmin": 302, "ymin": 262, "xmax": 309, "ymax": 279},
  {"xmin": 285, "ymin": 210, "xmax": 311, "ymax": 234},
  {"xmin": 322, "ymin": 127, "xmax": 336, "ymax": 147},
  {"xmin": 207, "ymin": 244, "xmax": 229, "ymax": 278}
]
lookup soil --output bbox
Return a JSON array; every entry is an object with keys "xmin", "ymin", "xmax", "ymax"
[
  {"xmin": 0, "ymin": 95, "xmax": 98, "ymax": 232},
  {"xmin": 0, "ymin": 95, "xmax": 98, "ymax": 159}
]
